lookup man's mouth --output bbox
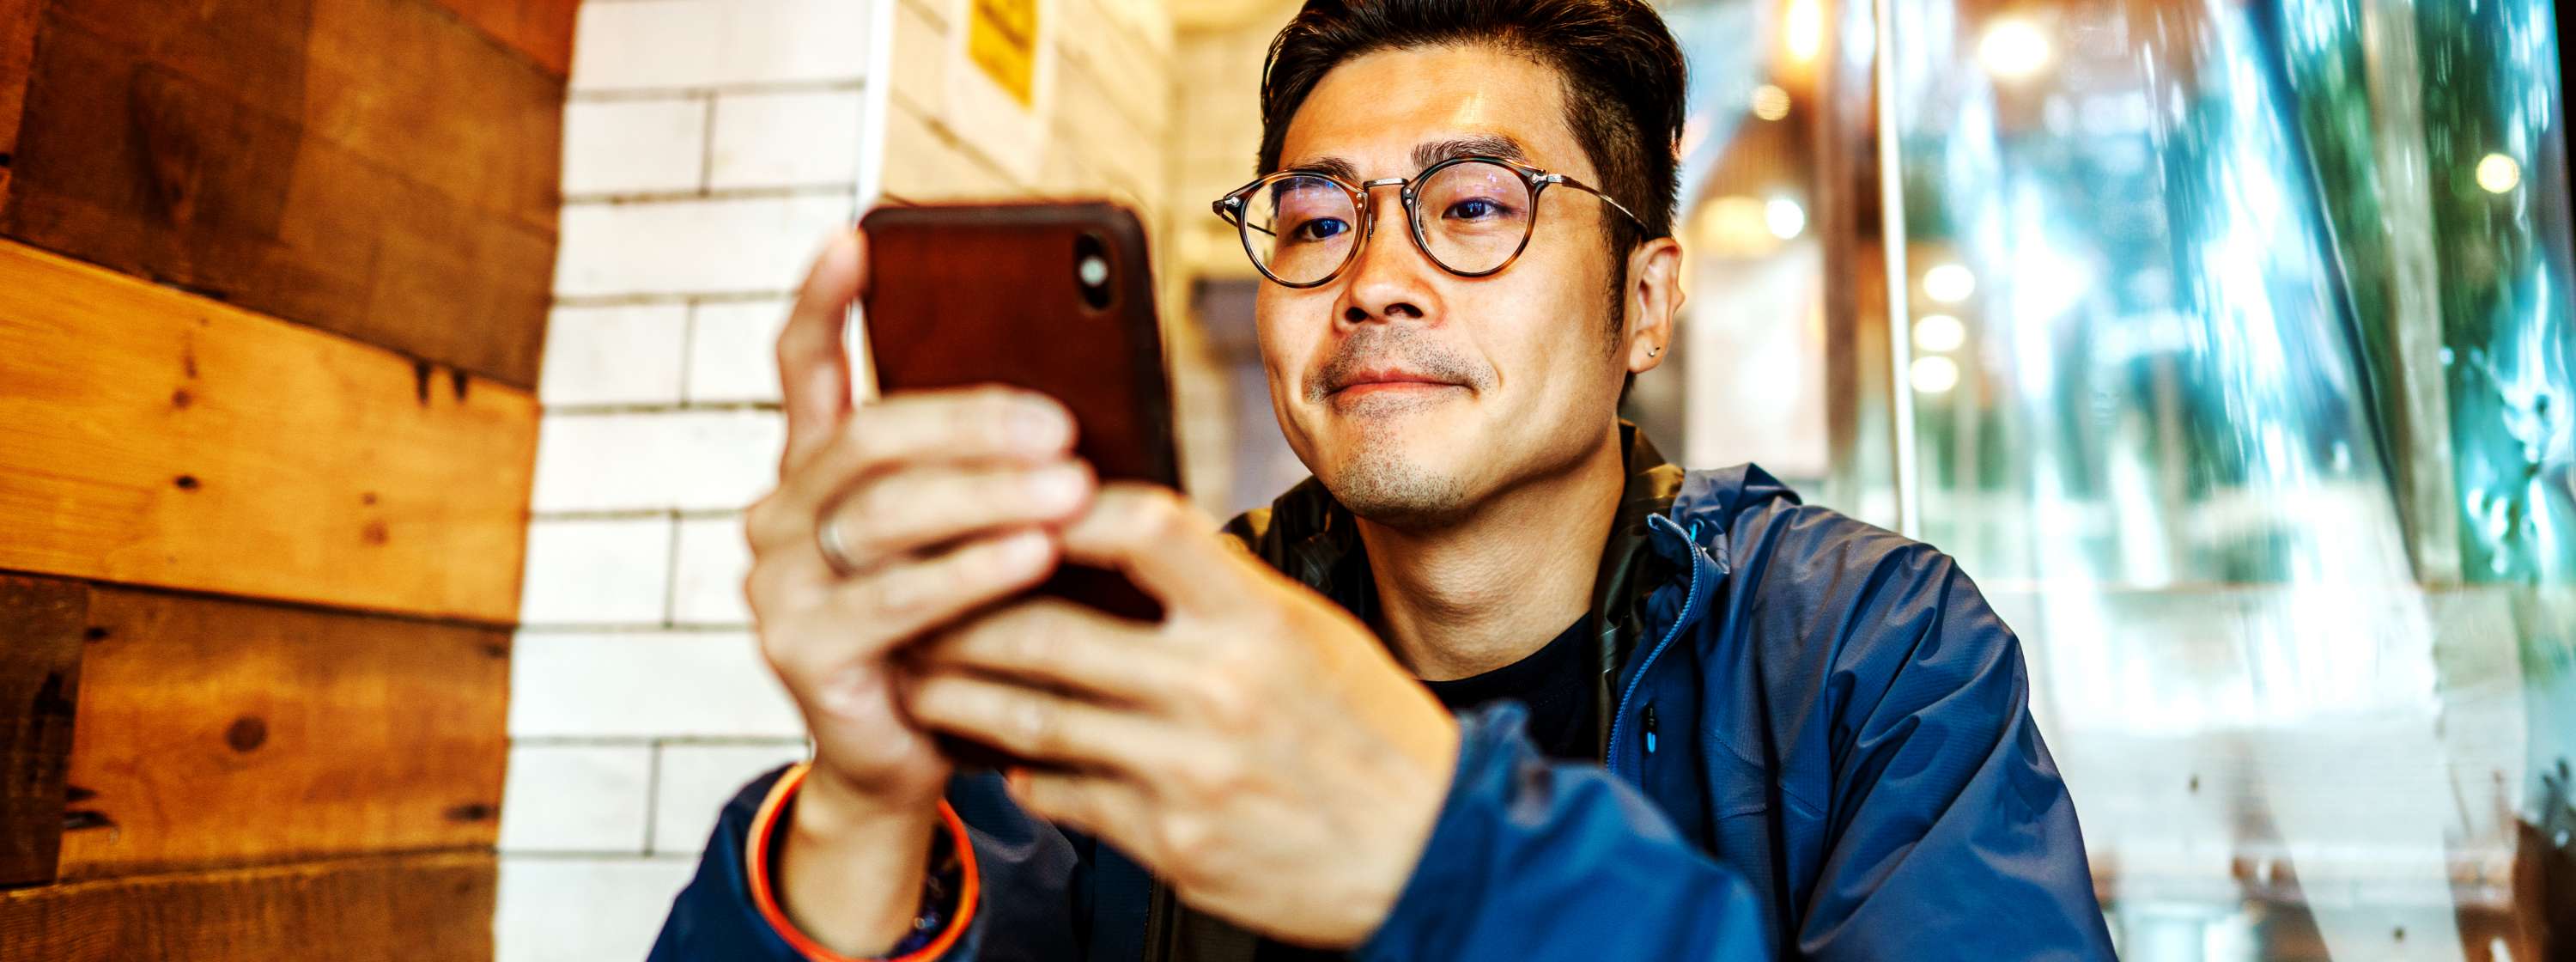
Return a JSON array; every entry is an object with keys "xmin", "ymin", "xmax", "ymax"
[{"xmin": 1327, "ymin": 368, "xmax": 1461, "ymax": 398}]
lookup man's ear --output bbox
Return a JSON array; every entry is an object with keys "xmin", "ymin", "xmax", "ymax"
[{"xmin": 1622, "ymin": 236, "xmax": 1685, "ymax": 374}]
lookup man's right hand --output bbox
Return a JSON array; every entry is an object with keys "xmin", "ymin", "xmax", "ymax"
[{"xmin": 738, "ymin": 228, "xmax": 1094, "ymax": 953}]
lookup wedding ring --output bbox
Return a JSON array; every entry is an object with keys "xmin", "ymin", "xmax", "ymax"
[{"xmin": 816, "ymin": 512, "xmax": 861, "ymax": 576}]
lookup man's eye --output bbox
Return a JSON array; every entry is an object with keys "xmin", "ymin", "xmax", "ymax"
[
  {"xmin": 1290, "ymin": 218, "xmax": 1351, "ymax": 242},
  {"xmin": 1445, "ymin": 198, "xmax": 1510, "ymax": 221}
]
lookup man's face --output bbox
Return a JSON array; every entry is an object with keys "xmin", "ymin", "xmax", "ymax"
[{"xmin": 1260, "ymin": 44, "xmax": 1635, "ymax": 527}]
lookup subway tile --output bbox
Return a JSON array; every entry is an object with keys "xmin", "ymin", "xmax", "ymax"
[
  {"xmin": 555, "ymin": 193, "xmax": 855, "ymax": 299},
  {"xmin": 530, "ymin": 410, "xmax": 786, "ymax": 513},
  {"xmin": 500, "ymin": 743, "xmax": 654, "ymax": 853},
  {"xmin": 650, "ymin": 742, "xmax": 810, "ymax": 854},
  {"xmin": 683, "ymin": 298, "xmax": 793, "ymax": 404},
  {"xmin": 519, "ymin": 516, "xmax": 674, "ymax": 626},
  {"xmin": 879, "ymin": 100, "xmax": 1021, "ymax": 200},
  {"xmin": 671, "ymin": 514, "xmax": 755, "ymax": 626},
  {"xmin": 708, "ymin": 88, "xmax": 866, "ymax": 190},
  {"xmin": 571, "ymin": 0, "xmax": 873, "ymax": 92},
  {"xmin": 561, "ymin": 97, "xmax": 709, "ymax": 196},
  {"xmin": 495, "ymin": 855, "xmax": 698, "ymax": 962},
  {"xmin": 508, "ymin": 631, "xmax": 805, "ymax": 739},
  {"xmin": 539, "ymin": 303, "xmax": 690, "ymax": 406},
  {"xmin": 885, "ymin": 0, "xmax": 947, "ymax": 118}
]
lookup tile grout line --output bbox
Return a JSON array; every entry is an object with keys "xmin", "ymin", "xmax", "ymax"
[
  {"xmin": 661, "ymin": 508, "xmax": 684, "ymax": 628},
  {"xmin": 641, "ymin": 739, "xmax": 664, "ymax": 855},
  {"xmin": 698, "ymin": 92, "xmax": 720, "ymax": 196}
]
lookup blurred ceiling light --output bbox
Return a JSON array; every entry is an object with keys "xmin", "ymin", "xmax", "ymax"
[
  {"xmin": 1695, "ymin": 196, "xmax": 1779, "ymax": 255},
  {"xmin": 1913, "ymin": 313, "xmax": 1965, "ymax": 352},
  {"xmin": 1784, "ymin": 0, "xmax": 1822, "ymax": 64},
  {"xmin": 1910, "ymin": 355, "xmax": 1960, "ymax": 394},
  {"xmin": 1751, "ymin": 84, "xmax": 1792, "ymax": 121},
  {"xmin": 1977, "ymin": 19, "xmax": 2050, "ymax": 80},
  {"xmin": 1765, "ymin": 198, "xmax": 1807, "ymax": 240},
  {"xmin": 1923, "ymin": 263, "xmax": 1978, "ymax": 302},
  {"xmin": 2476, "ymin": 152, "xmax": 2522, "ymax": 193}
]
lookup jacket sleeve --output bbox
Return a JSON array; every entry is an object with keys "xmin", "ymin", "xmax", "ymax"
[
  {"xmin": 1794, "ymin": 545, "xmax": 2114, "ymax": 960},
  {"xmin": 649, "ymin": 764, "xmax": 1090, "ymax": 962},
  {"xmin": 1355, "ymin": 703, "xmax": 1775, "ymax": 962}
]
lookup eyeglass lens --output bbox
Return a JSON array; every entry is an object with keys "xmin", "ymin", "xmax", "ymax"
[{"xmin": 1238, "ymin": 160, "xmax": 1536, "ymax": 285}]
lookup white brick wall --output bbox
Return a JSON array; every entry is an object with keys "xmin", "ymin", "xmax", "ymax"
[
  {"xmin": 512, "ymin": 1, "xmax": 1186, "ymax": 956},
  {"xmin": 506, "ymin": 2, "xmax": 872, "ymax": 957}
]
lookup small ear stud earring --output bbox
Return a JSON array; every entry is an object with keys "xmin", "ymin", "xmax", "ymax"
[{"xmin": 1648, "ymin": 345, "xmax": 1663, "ymax": 357}]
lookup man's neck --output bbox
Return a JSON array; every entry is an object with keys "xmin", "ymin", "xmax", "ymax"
[{"xmin": 1357, "ymin": 424, "xmax": 1628, "ymax": 682}]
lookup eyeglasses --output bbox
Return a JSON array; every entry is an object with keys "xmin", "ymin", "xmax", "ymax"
[{"xmin": 1211, "ymin": 155, "xmax": 1648, "ymax": 289}]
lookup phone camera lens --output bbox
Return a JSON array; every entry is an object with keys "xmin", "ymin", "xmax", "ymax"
[{"xmin": 1073, "ymin": 233, "xmax": 1115, "ymax": 310}]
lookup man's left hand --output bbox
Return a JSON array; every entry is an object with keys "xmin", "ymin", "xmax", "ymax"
[{"xmin": 901, "ymin": 484, "xmax": 1460, "ymax": 948}]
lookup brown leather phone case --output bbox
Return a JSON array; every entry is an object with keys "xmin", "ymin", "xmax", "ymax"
[{"xmin": 860, "ymin": 201, "xmax": 1178, "ymax": 769}]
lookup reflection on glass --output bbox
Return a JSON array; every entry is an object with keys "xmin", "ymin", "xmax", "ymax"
[{"xmin": 1868, "ymin": 0, "xmax": 2573, "ymax": 955}]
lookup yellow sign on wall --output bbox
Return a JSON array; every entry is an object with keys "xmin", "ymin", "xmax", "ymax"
[{"xmin": 966, "ymin": 0, "xmax": 1038, "ymax": 107}]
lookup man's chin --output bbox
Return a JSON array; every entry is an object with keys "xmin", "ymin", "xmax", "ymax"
[{"xmin": 1310, "ymin": 435, "xmax": 1476, "ymax": 530}]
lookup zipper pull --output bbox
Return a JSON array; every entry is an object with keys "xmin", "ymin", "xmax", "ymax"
[{"xmin": 1643, "ymin": 704, "xmax": 1659, "ymax": 755}]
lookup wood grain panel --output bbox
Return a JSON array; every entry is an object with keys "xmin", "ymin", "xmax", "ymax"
[
  {"xmin": 0, "ymin": 575, "xmax": 84, "ymax": 888},
  {"xmin": 428, "ymin": 0, "xmax": 582, "ymax": 78},
  {"xmin": 0, "ymin": 853, "xmax": 494, "ymax": 961},
  {"xmin": 57, "ymin": 585, "xmax": 507, "ymax": 880},
  {"xmin": 46, "ymin": 0, "xmax": 561, "ymax": 234},
  {"xmin": 1, "ymin": 0, "xmax": 559, "ymax": 387},
  {"xmin": 0, "ymin": 240, "xmax": 538, "ymax": 624},
  {"xmin": 0, "ymin": 0, "xmax": 36, "ymax": 210}
]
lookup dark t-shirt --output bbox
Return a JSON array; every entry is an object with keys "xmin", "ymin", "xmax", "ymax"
[
  {"xmin": 1419, "ymin": 615, "xmax": 1598, "ymax": 763},
  {"xmin": 1254, "ymin": 616, "xmax": 1597, "ymax": 961}
]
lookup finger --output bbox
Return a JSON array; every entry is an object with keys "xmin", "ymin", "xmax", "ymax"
[
  {"xmin": 807, "ymin": 459, "xmax": 1093, "ymax": 566},
  {"xmin": 778, "ymin": 229, "xmax": 866, "ymax": 473},
  {"xmin": 1055, "ymin": 484, "xmax": 1250, "ymax": 615},
  {"xmin": 761, "ymin": 386, "xmax": 1077, "ymax": 535},
  {"xmin": 1004, "ymin": 767, "xmax": 1154, "ymax": 843},
  {"xmin": 913, "ymin": 598, "xmax": 1185, "ymax": 708},
  {"xmin": 806, "ymin": 528, "xmax": 1059, "ymax": 664},
  {"xmin": 903, "ymin": 672, "xmax": 1174, "ymax": 776}
]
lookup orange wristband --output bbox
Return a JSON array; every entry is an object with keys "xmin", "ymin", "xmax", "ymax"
[{"xmin": 744, "ymin": 764, "xmax": 981, "ymax": 962}]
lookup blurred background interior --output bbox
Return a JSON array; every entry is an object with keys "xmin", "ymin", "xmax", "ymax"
[{"xmin": 0, "ymin": 0, "xmax": 2567, "ymax": 959}]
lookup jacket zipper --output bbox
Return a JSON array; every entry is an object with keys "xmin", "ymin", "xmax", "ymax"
[{"xmin": 1605, "ymin": 520, "xmax": 1704, "ymax": 781}]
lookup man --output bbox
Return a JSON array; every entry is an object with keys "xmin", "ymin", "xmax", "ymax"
[{"xmin": 653, "ymin": 0, "xmax": 2114, "ymax": 959}]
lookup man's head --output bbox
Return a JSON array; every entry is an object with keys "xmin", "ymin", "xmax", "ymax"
[{"xmin": 1246, "ymin": 0, "xmax": 1688, "ymax": 528}]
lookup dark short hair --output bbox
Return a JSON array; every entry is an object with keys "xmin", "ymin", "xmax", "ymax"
[{"xmin": 1257, "ymin": 0, "xmax": 1687, "ymax": 259}]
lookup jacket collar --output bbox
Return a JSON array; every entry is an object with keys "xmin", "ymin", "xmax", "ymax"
[{"xmin": 1218, "ymin": 423, "xmax": 1691, "ymax": 753}]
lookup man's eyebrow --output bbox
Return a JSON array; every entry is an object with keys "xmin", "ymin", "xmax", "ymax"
[
  {"xmin": 1278, "ymin": 156, "xmax": 1364, "ymax": 182},
  {"xmin": 1413, "ymin": 134, "xmax": 1529, "ymax": 169},
  {"xmin": 1278, "ymin": 135, "xmax": 1533, "ymax": 183}
]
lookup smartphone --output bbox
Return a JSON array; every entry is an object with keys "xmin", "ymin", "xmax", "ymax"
[{"xmin": 860, "ymin": 201, "xmax": 1179, "ymax": 767}]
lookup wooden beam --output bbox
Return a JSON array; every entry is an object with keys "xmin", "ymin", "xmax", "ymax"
[
  {"xmin": 58, "ymin": 584, "xmax": 507, "ymax": 880},
  {"xmin": 427, "ymin": 0, "xmax": 583, "ymax": 78},
  {"xmin": 44, "ymin": 0, "xmax": 561, "ymax": 234},
  {"xmin": 1, "ymin": 0, "xmax": 562, "ymax": 387},
  {"xmin": 0, "ymin": 239, "xmax": 538, "ymax": 624},
  {"xmin": 0, "ymin": 575, "xmax": 84, "ymax": 888},
  {"xmin": 0, "ymin": 0, "xmax": 37, "ymax": 210},
  {"xmin": 0, "ymin": 853, "xmax": 494, "ymax": 961}
]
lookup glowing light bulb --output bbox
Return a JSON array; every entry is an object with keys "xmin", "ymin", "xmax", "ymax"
[
  {"xmin": 1785, "ymin": 0, "xmax": 1822, "ymax": 64},
  {"xmin": 1910, "ymin": 355, "xmax": 1960, "ymax": 394},
  {"xmin": 1978, "ymin": 19, "xmax": 2050, "ymax": 80},
  {"xmin": 1765, "ymin": 198, "xmax": 1807, "ymax": 240},
  {"xmin": 1913, "ymin": 314, "xmax": 1965, "ymax": 352},
  {"xmin": 1751, "ymin": 84, "xmax": 1792, "ymax": 121},
  {"xmin": 2476, "ymin": 153, "xmax": 2521, "ymax": 193},
  {"xmin": 1923, "ymin": 263, "xmax": 1977, "ymax": 303}
]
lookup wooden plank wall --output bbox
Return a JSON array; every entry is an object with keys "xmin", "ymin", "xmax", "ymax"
[{"xmin": 0, "ymin": 0, "xmax": 574, "ymax": 958}]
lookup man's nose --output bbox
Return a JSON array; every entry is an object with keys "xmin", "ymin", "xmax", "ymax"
[{"xmin": 1338, "ymin": 186, "xmax": 1432, "ymax": 324}]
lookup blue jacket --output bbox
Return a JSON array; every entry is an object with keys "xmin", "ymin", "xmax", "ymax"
[{"xmin": 653, "ymin": 430, "xmax": 2115, "ymax": 960}]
